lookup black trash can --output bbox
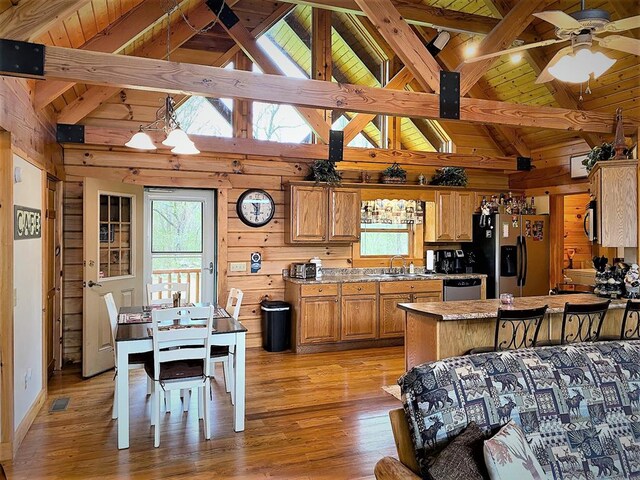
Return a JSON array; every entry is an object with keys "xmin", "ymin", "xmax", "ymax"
[{"xmin": 260, "ymin": 300, "xmax": 291, "ymax": 352}]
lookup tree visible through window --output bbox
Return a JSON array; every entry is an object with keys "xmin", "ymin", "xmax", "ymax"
[
  {"xmin": 360, "ymin": 223, "xmax": 410, "ymax": 256},
  {"xmin": 151, "ymin": 200, "xmax": 203, "ymax": 272}
]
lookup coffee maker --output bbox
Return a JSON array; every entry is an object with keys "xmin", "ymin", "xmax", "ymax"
[{"xmin": 435, "ymin": 250, "xmax": 466, "ymax": 274}]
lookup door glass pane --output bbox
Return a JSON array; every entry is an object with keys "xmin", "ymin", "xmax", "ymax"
[
  {"xmin": 99, "ymin": 193, "xmax": 134, "ymax": 279},
  {"xmin": 150, "ymin": 200, "xmax": 204, "ymax": 303}
]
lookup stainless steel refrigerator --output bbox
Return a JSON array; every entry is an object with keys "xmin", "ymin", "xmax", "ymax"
[{"xmin": 463, "ymin": 214, "xmax": 550, "ymax": 299}]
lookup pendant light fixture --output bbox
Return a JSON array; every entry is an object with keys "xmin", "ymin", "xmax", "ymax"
[{"xmin": 125, "ymin": 6, "xmax": 200, "ymax": 155}]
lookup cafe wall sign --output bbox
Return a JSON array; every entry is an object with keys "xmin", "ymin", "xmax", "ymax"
[{"xmin": 14, "ymin": 205, "xmax": 42, "ymax": 240}]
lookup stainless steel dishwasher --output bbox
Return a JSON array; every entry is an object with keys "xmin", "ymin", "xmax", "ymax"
[{"xmin": 443, "ymin": 278, "xmax": 483, "ymax": 301}]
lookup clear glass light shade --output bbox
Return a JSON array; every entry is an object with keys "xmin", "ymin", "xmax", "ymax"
[
  {"xmin": 171, "ymin": 140, "xmax": 200, "ymax": 155},
  {"xmin": 125, "ymin": 130, "xmax": 157, "ymax": 150},
  {"xmin": 162, "ymin": 128, "xmax": 191, "ymax": 147},
  {"xmin": 548, "ymin": 49, "xmax": 615, "ymax": 84}
]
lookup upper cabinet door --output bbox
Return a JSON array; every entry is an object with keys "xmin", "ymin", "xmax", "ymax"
[
  {"xmin": 329, "ymin": 188, "xmax": 361, "ymax": 242},
  {"xmin": 290, "ymin": 185, "xmax": 328, "ymax": 243},
  {"xmin": 435, "ymin": 191, "xmax": 456, "ymax": 241},
  {"xmin": 455, "ymin": 192, "xmax": 474, "ymax": 242}
]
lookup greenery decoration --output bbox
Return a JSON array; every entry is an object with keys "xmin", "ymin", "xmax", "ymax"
[
  {"xmin": 583, "ymin": 142, "xmax": 629, "ymax": 172},
  {"xmin": 307, "ymin": 160, "xmax": 342, "ymax": 185},
  {"xmin": 381, "ymin": 162, "xmax": 407, "ymax": 179},
  {"xmin": 429, "ymin": 166, "xmax": 468, "ymax": 187}
]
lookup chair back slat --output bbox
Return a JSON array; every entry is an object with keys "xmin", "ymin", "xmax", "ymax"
[
  {"xmin": 561, "ymin": 300, "xmax": 610, "ymax": 344},
  {"xmin": 226, "ymin": 288, "xmax": 244, "ymax": 320},
  {"xmin": 494, "ymin": 305, "xmax": 547, "ymax": 351},
  {"xmin": 151, "ymin": 306, "xmax": 213, "ymax": 382},
  {"xmin": 147, "ymin": 282, "xmax": 190, "ymax": 306},
  {"xmin": 103, "ymin": 293, "xmax": 119, "ymax": 362},
  {"xmin": 621, "ymin": 300, "xmax": 640, "ymax": 340}
]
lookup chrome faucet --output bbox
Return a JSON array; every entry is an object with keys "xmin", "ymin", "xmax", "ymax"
[{"xmin": 389, "ymin": 255, "xmax": 407, "ymax": 274}]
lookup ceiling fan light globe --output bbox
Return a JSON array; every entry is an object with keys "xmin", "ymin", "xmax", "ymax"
[
  {"xmin": 590, "ymin": 51, "xmax": 616, "ymax": 78},
  {"xmin": 125, "ymin": 131, "xmax": 157, "ymax": 150},
  {"xmin": 162, "ymin": 128, "xmax": 191, "ymax": 147},
  {"xmin": 171, "ymin": 140, "xmax": 200, "ymax": 155}
]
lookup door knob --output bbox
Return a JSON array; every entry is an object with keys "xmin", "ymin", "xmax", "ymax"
[{"xmin": 87, "ymin": 280, "xmax": 102, "ymax": 288}]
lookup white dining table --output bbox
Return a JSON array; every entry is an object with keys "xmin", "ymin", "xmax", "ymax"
[{"xmin": 115, "ymin": 305, "xmax": 247, "ymax": 449}]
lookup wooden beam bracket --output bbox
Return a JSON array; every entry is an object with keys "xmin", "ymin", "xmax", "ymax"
[
  {"xmin": 439, "ymin": 71, "xmax": 459, "ymax": 120},
  {"xmin": 205, "ymin": 0, "xmax": 240, "ymax": 29},
  {"xmin": 56, "ymin": 124, "xmax": 85, "ymax": 144},
  {"xmin": 0, "ymin": 39, "xmax": 44, "ymax": 79}
]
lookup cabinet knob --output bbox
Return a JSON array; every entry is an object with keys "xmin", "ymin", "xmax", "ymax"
[
  {"xmin": 410, "ymin": 285, "xmax": 414, "ymax": 289},
  {"xmin": 357, "ymin": 287, "xmax": 361, "ymax": 291},
  {"xmin": 319, "ymin": 288, "xmax": 323, "ymax": 292},
  {"xmin": 322, "ymin": 235, "xmax": 326, "ymax": 240}
]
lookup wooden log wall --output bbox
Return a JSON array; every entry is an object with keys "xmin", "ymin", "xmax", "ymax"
[
  {"xmin": 60, "ymin": 146, "xmax": 509, "ymax": 354},
  {"xmin": 563, "ymin": 193, "xmax": 592, "ymax": 269},
  {"xmin": 62, "ymin": 178, "xmax": 83, "ymax": 364}
]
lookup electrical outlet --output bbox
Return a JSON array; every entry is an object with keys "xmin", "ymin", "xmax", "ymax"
[{"xmin": 230, "ymin": 262, "xmax": 247, "ymax": 272}]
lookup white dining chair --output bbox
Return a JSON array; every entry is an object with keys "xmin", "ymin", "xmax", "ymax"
[
  {"xmin": 146, "ymin": 282, "xmax": 190, "ymax": 306},
  {"xmin": 209, "ymin": 288, "xmax": 244, "ymax": 405},
  {"xmin": 104, "ymin": 293, "xmax": 152, "ymax": 419},
  {"xmin": 147, "ymin": 306, "xmax": 214, "ymax": 447}
]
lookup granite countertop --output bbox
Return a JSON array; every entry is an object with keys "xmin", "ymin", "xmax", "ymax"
[
  {"xmin": 283, "ymin": 268, "xmax": 486, "ymax": 285},
  {"xmin": 398, "ymin": 294, "xmax": 628, "ymax": 321}
]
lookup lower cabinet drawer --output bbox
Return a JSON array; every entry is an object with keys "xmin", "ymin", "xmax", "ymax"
[
  {"xmin": 379, "ymin": 280, "xmax": 443, "ymax": 294},
  {"xmin": 301, "ymin": 283, "xmax": 338, "ymax": 297},
  {"xmin": 341, "ymin": 282, "xmax": 377, "ymax": 295}
]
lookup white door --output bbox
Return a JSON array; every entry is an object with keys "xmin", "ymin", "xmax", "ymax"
[
  {"xmin": 83, "ymin": 178, "xmax": 143, "ymax": 378},
  {"xmin": 143, "ymin": 189, "xmax": 216, "ymax": 305}
]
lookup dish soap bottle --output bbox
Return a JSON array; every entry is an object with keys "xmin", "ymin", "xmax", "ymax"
[{"xmin": 409, "ymin": 262, "xmax": 415, "ymax": 274}]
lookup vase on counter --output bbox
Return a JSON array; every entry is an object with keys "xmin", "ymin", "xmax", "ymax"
[{"xmin": 310, "ymin": 256, "xmax": 323, "ymax": 279}]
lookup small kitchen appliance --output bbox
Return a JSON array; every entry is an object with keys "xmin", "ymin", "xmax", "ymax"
[{"xmin": 289, "ymin": 263, "xmax": 316, "ymax": 279}]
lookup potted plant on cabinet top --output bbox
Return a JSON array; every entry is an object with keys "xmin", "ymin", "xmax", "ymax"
[
  {"xmin": 307, "ymin": 159, "xmax": 342, "ymax": 185},
  {"xmin": 381, "ymin": 162, "xmax": 407, "ymax": 184},
  {"xmin": 582, "ymin": 143, "xmax": 630, "ymax": 172},
  {"xmin": 429, "ymin": 166, "xmax": 468, "ymax": 187}
]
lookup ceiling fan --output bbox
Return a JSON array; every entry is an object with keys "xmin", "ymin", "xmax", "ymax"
[{"xmin": 463, "ymin": 1, "xmax": 640, "ymax": 84}]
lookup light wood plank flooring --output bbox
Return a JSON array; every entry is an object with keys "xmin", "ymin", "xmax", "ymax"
[{"xmin": 4, "ymin": 347, "xmax": 404, "ymax": 479}]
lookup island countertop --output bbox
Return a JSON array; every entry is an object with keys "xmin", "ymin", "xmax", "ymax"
[{"xmin": 399, "ymin": 294, "xmax": 628, "ymax": 321}]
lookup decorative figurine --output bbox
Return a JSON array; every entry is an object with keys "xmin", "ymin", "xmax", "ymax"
[
  {"xmin": 625, "ymin": 264, "xmax": 640, "ymax": 299},
  {"xmin": 418, "ymin": 173, "xmax": 425, "ymax": 185}
]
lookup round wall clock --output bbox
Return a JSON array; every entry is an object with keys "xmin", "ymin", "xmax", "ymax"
[{"xmin": 236, "ymin": 189, "xmax": 275, "ymax": 227}]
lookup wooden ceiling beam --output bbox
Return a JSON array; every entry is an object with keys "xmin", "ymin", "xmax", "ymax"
[
  {"xmin": 0, "ymin": 0, "xmax": 92, "ymax": 42},
  {"xmin": 208, "ymin": 1, "xmax": 330, "ymax": 143},
  {"xmin": 342, "ymin": 67, "xmax": 413, "ymax": 143},
  {"xmin": 28, "ymin": 44, "xmax": 639, "ymax": 133},
  {"xmin": 35, "ymin": 0, "xmax": 172, "ymax": 109},
  {"xmin": 278, "ymin": 0, "xmax": 539, "ymax": 41},
  {"xmin": 56, "ymin": 1, "xmax": 233, "ymax": 124},
  {"xmin": 354, "ymin": 0, "xmax": 440, "ymax": 93},
  {"xmin": 456, "ymin": 0, "xmax": 552, "ymax": 96},
  {"xmin": 79, "ymin": 125, "xmax": 520, "ymax": 171}
]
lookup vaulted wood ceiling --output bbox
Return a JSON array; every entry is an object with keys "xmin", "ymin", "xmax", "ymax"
[{"xmin": 4, "ymin": 0, "xmax": 639, "ymax": 156}]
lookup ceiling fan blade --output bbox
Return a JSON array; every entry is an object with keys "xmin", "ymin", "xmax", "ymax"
[
  {"xmin": 463, "ymin": 38, "xmax": 565, "ymax": 64},
  {"xmin": 604, "ymin": 15, "xmax": 640, "ymax": 33},
  {"xmin": 533, "ymin": 11, "xmax": 582, "ymax": 30},
  {"xmin": 535, "ymin": 46, "xmax": 573, "ymax": 84},
  {"xmin": 595, "ymin": 35, "xmax": 640, "ymax": 56}
]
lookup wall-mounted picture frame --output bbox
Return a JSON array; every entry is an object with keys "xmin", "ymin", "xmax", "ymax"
[{"xmin": 570, "ymin": 153, "xmax": 589, "ymax": 179}]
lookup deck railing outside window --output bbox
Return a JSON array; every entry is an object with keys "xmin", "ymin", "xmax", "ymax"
[{"xmin": 151, "ymin": 268, "xmax": 201, "ymax": 303}]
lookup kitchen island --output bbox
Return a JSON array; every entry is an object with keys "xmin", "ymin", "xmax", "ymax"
[{"xmin": 399, "ymin": 294, "xmax": 628, "ymax": 370}]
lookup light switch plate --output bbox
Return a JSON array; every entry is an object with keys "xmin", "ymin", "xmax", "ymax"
[{"xmin": 230, "ymin": 262, "xmax": 247, "ymax": 272}]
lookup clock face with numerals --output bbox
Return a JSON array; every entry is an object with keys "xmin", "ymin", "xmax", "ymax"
[{"xmin": 236, "ymin": 189, "xmax": 275, "ymax": 228}]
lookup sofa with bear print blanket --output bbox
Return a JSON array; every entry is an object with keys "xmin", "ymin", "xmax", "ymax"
[{"xmin": 375, "ymin": 340, "xmax": 640, "ymax": 480}]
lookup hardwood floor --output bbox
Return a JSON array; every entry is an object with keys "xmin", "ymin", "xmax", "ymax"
[{"xmin": 4, "ymin": 347, "xmax": 404, "ymax": 479}]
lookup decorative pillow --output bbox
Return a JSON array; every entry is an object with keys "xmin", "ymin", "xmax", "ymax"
[
  {"xmin": 483, "ymin": 421, "xmax": 545, "ymax": 480},
  {"xmin": 428, "ymin": 422, "xmax": 489, "ymax": 480}
]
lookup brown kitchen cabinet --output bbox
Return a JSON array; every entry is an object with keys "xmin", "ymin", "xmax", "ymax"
[
  {"xmin": 286, "ymin": 183, "xmax": 360, "ymax": 244},
  {"xmin": 432, "ymin": 190, "xmax": 475, "ymax": 242},
  {"xmin": 341, "ymin": 295, "xmax": 377, "ymax": 340},
  {"xmin": 379, "ymin": 280, "xmax": 443, "ymax": 338},
  {"xmin": 300, "ymin": 296, "xmax": 340, "ymax": 344}
]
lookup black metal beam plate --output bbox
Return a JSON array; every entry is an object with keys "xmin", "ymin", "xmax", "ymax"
[
  {"xmin": 57, "ymin": 124, "xmax": 85, "ymax": 144},
  {"xmin": 328, "ymin": 130, "xmax": 344, "ymax": 162},
  {"xmin": 0, "ymin": 39, "xmax": 45, "ymax": 79},
  {"xmin": 517, "ymin": 156, "xmax": 532, "ymax": 171},
  {"xmin": 205, "ymin": 0, "xmax": 240, "ymax": 29},
  {"xmin": 439, "ymin": 71, "xmax": 460, "ymax": 120}
]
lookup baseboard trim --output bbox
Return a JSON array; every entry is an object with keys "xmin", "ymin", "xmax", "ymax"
[{"xmin": 13, "ymin": 388, "xmax": 46, "ymax": 457}]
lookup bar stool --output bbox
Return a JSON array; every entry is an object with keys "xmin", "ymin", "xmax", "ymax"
[
  {"xmin": 467, "ymin": 305, "xmax": 548, "ymax": 354},
  {"xmin": 560, "ymin": 300, "xmax": 611, "ymax": 345},
  {"xmin": 620, "ymin": 299, "xmax": 640, "ymax": 340}
]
